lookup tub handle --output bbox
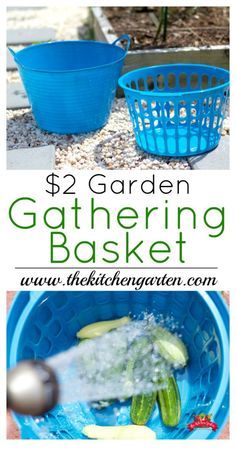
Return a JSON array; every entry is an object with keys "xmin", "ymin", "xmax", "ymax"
[
  {"xmin": 112, "ymin": 34, "xmax": 130, "ymax": 54},
  {"xmin": 8, "ymin": 47, "xmax": 16, "ymax": 57},
  {"xmin": 8, "ymin": 47, "xmax": 19, "ymax": 64}
]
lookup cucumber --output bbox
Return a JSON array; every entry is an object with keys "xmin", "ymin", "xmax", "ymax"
[
  {"xmin": 152, "ymin": 326, "xmax": 188, "ymax": 368},
  {"xmin": 82, "ymin": 424, "xmax": 156, "ymax": 440},
  {"xmin": 156, "ymin": 375, "xmax": 181, "ymax": 427},
  {"xmin": 131, "ymin": 392, "xmax": 157, "ymax": 425},
  {"xmin": 76, "ymin": 316, "xmax": 130, "ymax": 339},
  {"xmin": 125, "ymin": 336, "xmax": 151, "ymax": 394},
  {"xmin": 127, "ymin": 337, "xmax": 156, "ymax": 425}
]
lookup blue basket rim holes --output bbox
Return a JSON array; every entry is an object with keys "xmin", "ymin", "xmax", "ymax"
[{"xmin": 119, "ymin": 64, "xmax": 229, "ymax": 97}]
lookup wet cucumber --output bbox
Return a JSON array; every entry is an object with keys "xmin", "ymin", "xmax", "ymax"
[
  {"xmin": 131, "ymin": 392, "xmax": 157, "ymax": 425},
  {"xmin": 156, "ymin": 375, "xmax": 181, "ymax": 427},
  {"xmin": 76, "ymin": 316, "xmax": 130, "ymax": 339},
  {"xmin": 129, "ymin": 337, "xmax": 157, "ymax": 425},
  {"xmin": 152, "ymin": 326, "xmax": 188, "ymax": 368},
  {"xmin": 125, "ymin": 336, "xmax": 151, "ymax": 395},
  {"xmin": 82, "ymin": 424, "xmax": 156, "ymax": 440}
]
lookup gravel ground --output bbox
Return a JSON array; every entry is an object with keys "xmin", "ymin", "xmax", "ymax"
[
  {"xmin": 7, "ymin": 99, "xmax": 230, "ymax": 170},
  {"xmin": 7, "ymin": 6, "xmax": 89, "ymax": 39},
  {"xmin": 221, "ymin": 117, "xmax": 230, "ymax": 136},
  {"xmin": 7, "ymin": 99, "xmax": 191, "ymax": 170},
  {"xmin": 7, "ymin": 64, "xmax": 21, "ymax": 83},
  {"xmin": 7, "ymin": 6, "xmax": 89, "ymax": 83}
]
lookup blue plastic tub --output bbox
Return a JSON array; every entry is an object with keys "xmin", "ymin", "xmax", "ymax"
[
  {"xmin": 9, "ymin": 36, "xmax": 130, "ymax": 134},
  {"xmin": 119, "ymin": 64, "xmax": 229, "ymax": 157},
  {"xmin": 7, "ymin": 291, "xmax": 229, "ymax": 440}
]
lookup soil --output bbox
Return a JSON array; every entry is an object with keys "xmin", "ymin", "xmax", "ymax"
[{"xmin": 103, "ymin": 7, "xmax": 229, "ymax": 50}]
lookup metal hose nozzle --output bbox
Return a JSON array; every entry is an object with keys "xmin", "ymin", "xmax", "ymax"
[{"xmin": 7, "ymin": 360, "xmax": 59, "ymax": 416}]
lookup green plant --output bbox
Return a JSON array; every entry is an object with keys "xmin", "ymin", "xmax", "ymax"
[{"xmin": 153, "ymin": 7, "xmax": 169, "ymax": 43}]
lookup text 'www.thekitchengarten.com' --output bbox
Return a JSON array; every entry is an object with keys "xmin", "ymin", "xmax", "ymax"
[{"xmin": 19, "ymin": 269, "xmax": 218, "ymax": 289}]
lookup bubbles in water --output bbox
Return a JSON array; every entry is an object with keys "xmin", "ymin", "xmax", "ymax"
[
  {"xmin": 47, "ymin": 314, "xmax": 181, "ymax": 404},
  {"xmin": 31, "ymin": 313, "xmax": 187, "ymax": 438}
]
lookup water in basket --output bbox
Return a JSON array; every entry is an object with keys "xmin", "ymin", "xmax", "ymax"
[
  {"xmin": 7, "ymin": 291, "xmax": 229, "ymax": 439},
  {"xmin": 119, "ymin": 64, "xmax": 229, "ymax": 157}
]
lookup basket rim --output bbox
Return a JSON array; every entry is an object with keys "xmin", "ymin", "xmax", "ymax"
[
  {"xmin": 10, "ymin": 39, "xmax": 127, "ymax": 74},
  {"xmin": 119, "ymin": 63, "xmax": 229, "ymax": 98}
]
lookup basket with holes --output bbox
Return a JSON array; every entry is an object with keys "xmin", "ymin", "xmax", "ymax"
[
  {"xmin": 7, "ymin": 291, "xmax": 229, "ymax": 439},
  {"xmin": 119, "ymin": 64, "xmax": 229, "ymax": 157}
]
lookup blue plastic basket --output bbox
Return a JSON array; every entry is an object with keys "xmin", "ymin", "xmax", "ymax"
[
  {"xmin": 9, "ymin": 36, "xmax": 130, "ymax": 134},
  {"xmin": 7, "ymin": 291, "xmax": 229, "ymax": 440},
  {"xmin": 119, "ymin": 64, "xmax": 229, "ymax": 157}
]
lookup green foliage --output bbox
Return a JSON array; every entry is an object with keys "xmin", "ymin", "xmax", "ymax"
[{"xmin": 154, "ymin": 7, "xmax": 169, "ymax": 43}]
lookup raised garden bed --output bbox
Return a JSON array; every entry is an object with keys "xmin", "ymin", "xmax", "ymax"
[
  {"xmin": 91, "ymin": 7, "xmax": 229, "ymax": 72},
  {"xmin": 104, "ymin": 6, "xmax": 229, "ymax": 49}
]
